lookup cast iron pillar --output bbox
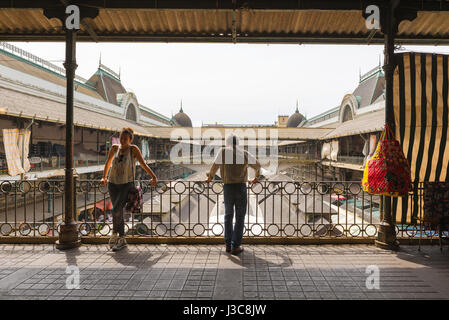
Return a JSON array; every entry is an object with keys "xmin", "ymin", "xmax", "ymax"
[
  {"xmin": 363, "ymin": 0, "xmax": 416, "ymax": 250},
  {"xmin": 376, "ymin": 0, "xmax": 399, "ymax": 250},
  {"xmin": 44, "ymin": 4, "xmax": 99, "ymax": 250},
  {"xmin": 56, "ymin": 28, "xmax": 80, "ymax": 250}
]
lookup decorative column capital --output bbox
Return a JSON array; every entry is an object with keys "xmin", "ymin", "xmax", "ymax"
[
  {"xmin": 43, "ymin": 4, "xmax": 99, "ymax": 30},
  {"xmin": 382, "ymin": 63, "xmax": 395, "ymax": 73},
  {"xmin": 361, "ymin": 1, "xmax": 418, "ymax": 35}
]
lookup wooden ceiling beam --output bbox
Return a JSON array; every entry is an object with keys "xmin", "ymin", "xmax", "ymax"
[{"xmin": 3, "ymin": 31, "xmax": 449, "ymax": 45}]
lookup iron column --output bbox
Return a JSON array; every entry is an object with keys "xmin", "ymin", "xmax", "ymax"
[
  {"xmin": 376, "ymin": 0, "xmax": 400, "ymax": 250},
  {"xmin": 44, "ymin": 4, "xmax": 99, "ymax": 249},
  {"xmin": 56, "ymin": 28, "xmax": 80, "ymax": 250}
]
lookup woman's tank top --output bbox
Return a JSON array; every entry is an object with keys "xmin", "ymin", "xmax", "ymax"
[{"xmin": 108, "ymin": 144, "xmax": 136, "ymax": 184}]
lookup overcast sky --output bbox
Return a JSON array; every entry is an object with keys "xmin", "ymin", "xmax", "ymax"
[{"xmin": 12, "ymin": 42, "xmax": 449, "ymax": 126}]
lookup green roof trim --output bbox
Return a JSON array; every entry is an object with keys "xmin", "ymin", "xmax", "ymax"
[
  {"xmin": 139, "ymin": 105, "xmax": 171, "ymax": 122},
  {"xmin": 307, "ymin": 105, "xmax": 340, "ymax": 122},
  {"xmin": 368, "ymin": 70, "xmax": 383, "ymax": 106},
  {"xmin": 96, "ymin": 67, "xmax": 121, "ymax": 82},
  {"xmin": 360, "ymin": 65, "xmax": 383, "ymax": 83}
]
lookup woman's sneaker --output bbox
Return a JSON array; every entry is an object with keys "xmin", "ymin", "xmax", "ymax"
[
  {"xmin": 109, "ymin": 232, "xmax": 118, "ymax": 249},
  {"xmin": 112, "ymin": 237, "xmax": 127, "ymax": 252}
]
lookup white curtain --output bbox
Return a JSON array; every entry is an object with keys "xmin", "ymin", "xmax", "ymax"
[
  {"xmin": 321, "ymin": 142, "xmax": 331, "ymax": 160},
  {"xmin": 141, "ymin": 139, "xmax": 150, "ymax": 158},
  {"xmin": 330, "ymin": 140, "xmax": 339, "ymax": 161},
  {"xmin": 2, "ymin": 128, "xmax": 31, "ymax": 176}
]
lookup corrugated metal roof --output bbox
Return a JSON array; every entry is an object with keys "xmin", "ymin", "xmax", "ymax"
[
  {"xmin": 0, "ymin": 79, "xmax": 390, "ymax": 142},
  {"xmin": 0, "ymin": 82, "xmax": 335, "ymax": 140},
  {"xmin": 0, "ymin": 86, "xmax": 154, "ymax": 136},
  {"xmin": 0, "ymin": 7, "xmax": 448, "ymax": 44}
]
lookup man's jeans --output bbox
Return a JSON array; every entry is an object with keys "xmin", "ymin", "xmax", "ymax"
[{"xmin": 223, "ymin": 183, "xmax": 247, "ymax": 248}]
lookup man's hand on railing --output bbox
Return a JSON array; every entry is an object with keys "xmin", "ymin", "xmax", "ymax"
[{"xmin": 249, "ymin": 177, "xmax": 259, "ymax": 185}]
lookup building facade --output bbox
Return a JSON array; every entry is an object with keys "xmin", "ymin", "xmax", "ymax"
[
  {"xmin": 279, "ymin": 65, "xmax": 386, "ymax": 182},
  {"xmin": 0, "ymin": 42, "xmax": 177, "ymax": 180}
]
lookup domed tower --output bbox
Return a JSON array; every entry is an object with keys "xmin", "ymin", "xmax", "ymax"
[
  {"xmin": 286, "ymin": 101, "xmax": 305, "ymax": 127},
  {"xmin": 171, "ymin": 101, "xmax": 193, "ymax": 127}
]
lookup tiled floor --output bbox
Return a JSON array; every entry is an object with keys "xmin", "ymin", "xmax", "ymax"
[{"xmin": 0, "ymin": 244, "xmax": 448, "ymax": 300}]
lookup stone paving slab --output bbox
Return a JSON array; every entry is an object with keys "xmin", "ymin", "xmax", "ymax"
[{"xmin": 0, "ymin": 244, "xmax": 448, "ymax": 300}]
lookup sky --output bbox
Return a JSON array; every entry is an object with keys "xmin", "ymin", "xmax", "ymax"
[{"xmin": 11, "ymin": 42, "xmax": 449, "ymax": 126}]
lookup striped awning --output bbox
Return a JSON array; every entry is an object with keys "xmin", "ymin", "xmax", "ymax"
[
  {"xmin": 392, "ymin": 52, "xmax": 449, "ymax": 223},
  {"xmin": 393, "ymin": 52, "xmax": 449, "ymax": 183}
]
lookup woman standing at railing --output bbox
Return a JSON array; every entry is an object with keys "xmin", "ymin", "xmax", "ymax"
[{"xmin": 100, "ymin": 127, "xmax": 158, "ymax": 251}]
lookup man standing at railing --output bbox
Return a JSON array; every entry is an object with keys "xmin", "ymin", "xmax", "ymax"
[{"xmin": 206, "ymin": 134, "xmax": 261, "ymax": 255}]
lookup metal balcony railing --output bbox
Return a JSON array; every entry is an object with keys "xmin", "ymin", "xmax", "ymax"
[{"xmin": 0, "ymin": 179, "xmax": 431, "ymax": 240}]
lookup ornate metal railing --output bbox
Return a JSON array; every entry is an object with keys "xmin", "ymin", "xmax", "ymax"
[{"xmin": 0, "ymin": 179, "xmax": 431, "ymax": 240}]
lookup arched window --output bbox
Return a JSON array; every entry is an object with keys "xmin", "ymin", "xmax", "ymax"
[
  {"xmin": 342, "ymin": 105, "xmax": 353, "ymax": 122},
  {"xmin": 126, "ymin": 103, "xmax": 137, "ymax": 122}
]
